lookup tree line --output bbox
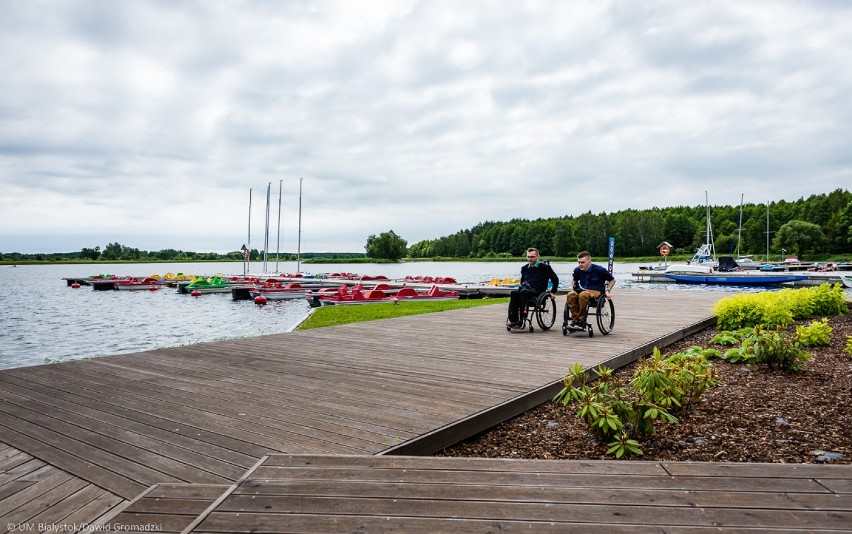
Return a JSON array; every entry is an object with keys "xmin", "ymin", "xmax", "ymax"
[
  {"xmin": 0, "ymin": 242, "xmax": 367, "ymax": 262},
  {"xmin": 405, "ymin": 189, "xmax": 852, "ymax": 260}
]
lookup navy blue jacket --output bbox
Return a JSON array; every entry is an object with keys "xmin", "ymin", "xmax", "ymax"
[
  {"xmin": 572, "ymin": 263, "xmax": 614, "ymax": 293},
  {"xmin": 520, "ymin": 261, "xmax": 559, "ymax": 294}
]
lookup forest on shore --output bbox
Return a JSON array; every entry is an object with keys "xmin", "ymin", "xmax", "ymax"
[{"xmin": 407, "ymin": 189, "xmax": 851, "ymax": 261}]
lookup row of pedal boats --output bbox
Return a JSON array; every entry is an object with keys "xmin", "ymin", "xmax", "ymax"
[{"xmin": 64, "ymin": 272, "xmax": 466, "ymax": 306}]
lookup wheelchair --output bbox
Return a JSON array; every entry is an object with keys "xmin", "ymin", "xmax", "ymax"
[
  {"xmin": 506, "ymin": 291, "xmax": 557, "ymax": 332},
  {"xmin": 562, "ymin": 292, "xmax": 615, "ymax": 337}
]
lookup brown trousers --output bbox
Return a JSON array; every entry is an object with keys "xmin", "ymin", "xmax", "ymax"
[{"xmin": 566, "ymin": 289, "xmax": 601, "ymax": 322}]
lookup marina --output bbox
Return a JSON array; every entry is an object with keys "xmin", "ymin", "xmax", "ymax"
[
  {"xmin": 3, "ymin": 260, "xmax": 852, "ymax": 370},
  {"xmin": 3, "ymin": 288, "xmax": 849, "ymax": 531}
]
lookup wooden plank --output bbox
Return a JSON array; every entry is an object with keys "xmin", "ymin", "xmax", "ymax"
[
  {"xmin": 261, "ymin": 453, "xmax": 668, "ymax": 475},
  {"xmin": 247, "ymin": 465, "xmax": 829, "ymax": 493},
  {"xmin": 662, "ymin": 461, "xmax": 852, "ymax": 479},
  {"xmin": 208, "ymin": 495, "xmax": 852, "ymax": 530},
  {"xmin": 194, "ymin": 513, "xmax": 826, "ymax": 534},
  {"xmin": 236, "ymin": 478, "xmax": 848, "ymax": 511},
  {"xmin": 146, "ymin": 483, "xmax": 230, "ymax": 500}
]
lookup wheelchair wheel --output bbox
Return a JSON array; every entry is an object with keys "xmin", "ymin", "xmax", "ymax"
[
  {"xmin": 535, "ymin": 293, "xmax": 556, "ymax": 331},
  {"xmin": 596, "ymin": 297, "xmax": 615, "ymax": 335}
]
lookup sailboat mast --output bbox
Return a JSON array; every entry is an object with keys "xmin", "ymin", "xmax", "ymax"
[
  {"xmin": 736, "ymin": 194, "xmax": 744, "ymax": 258},
  {"xmin": 766, "ymin": 203, "xmax": 770, "ymax": 262},
  {"xmin": 275, "ymin": 180, "xmax": 282, "ymax": 272},
  {"xmin": 263, "ymin": 182, "xmax": 271, "ymax": 273},
  {"xmin": 246, "ymin": 188, "xmax": 252, "ymax": 276},
  {"xmin": 705, "ymin": 191, "xmax": 714, "ymax": 259},
  {"xmin": 297, "ymin": 177, "xmax": 303, "ymax": 274}
]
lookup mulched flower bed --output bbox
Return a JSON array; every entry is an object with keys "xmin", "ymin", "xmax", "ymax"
[{"xmin": 438, "ymin": 312, "xmax": 852, "ymax": 464}]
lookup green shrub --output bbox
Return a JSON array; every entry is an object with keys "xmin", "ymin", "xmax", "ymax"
[
  {"xmin": 746, "ymin": 326, "xmax": 812, "ymax": 372},
  {"xmin": 845, "ymin": 335, "xmax": 852, "ymax": 356},
  {"xmin": 554, "ymin": 348, "xmax": 716, "ymax": 458},
  {"xmin": 795, "ymin": 318, "xmax": 832, "ymax": 347}
]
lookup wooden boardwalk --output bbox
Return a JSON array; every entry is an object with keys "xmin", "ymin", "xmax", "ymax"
[
  {"xmin": 2, "ymin": 288, "xmax": 850, "ymax": 531},
  {"xmin": 107, "ymin": 454, "xmax": 852, "ymax": 533}
]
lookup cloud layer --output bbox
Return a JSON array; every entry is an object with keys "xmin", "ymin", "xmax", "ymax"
[{"xmin": 1, "ymin": 0, "xmax": 850, "ymax": 253}]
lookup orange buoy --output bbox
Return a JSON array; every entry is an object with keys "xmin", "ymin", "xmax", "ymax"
[
  {"xmin": 71, "ymin": 283, "xmax": 81, "ymax": 288},
  {"xmin": 254, "ymin": 295, "xmax": 267, "ymax": 305},
  {"xmin": 190, "ymin": 290, "xmax": 202, "ymax": 297}
]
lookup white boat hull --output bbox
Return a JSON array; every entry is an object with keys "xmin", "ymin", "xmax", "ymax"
[{"xmin": 665, "ymin": 264, "xmax": 713, "ymax": 275}]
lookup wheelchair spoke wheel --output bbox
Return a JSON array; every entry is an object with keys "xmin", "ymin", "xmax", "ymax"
[
  {"xmin": 535, "ymin": 294, "xmax": 556, "ymax": 330},
  {"xmin": 596, "ymin": 298, "xmax": 615, "ymax": 335}
]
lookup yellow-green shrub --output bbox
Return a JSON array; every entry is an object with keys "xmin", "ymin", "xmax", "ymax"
[
  {"xmin": 713, "ymin": 285, "xmax": 847, "ymax": 331},
  {"xmin": 795, "ymin": 319, "xmax": 832, "ymax": 347}
]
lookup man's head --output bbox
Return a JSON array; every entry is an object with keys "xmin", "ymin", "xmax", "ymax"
[
  {"xmin": 577, "ymin": 251, "xmax": 592, "ymax": 271},
  {"xmin": 526, "ymin": 247, "xmax": 540, "ymax": 266}
]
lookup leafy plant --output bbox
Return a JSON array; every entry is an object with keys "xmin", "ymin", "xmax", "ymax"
[
  {"xmin": 746, "ymin": 326, "xmax": 812, "ymax": 372},
  {"xmin": 795, "ymin": 319, "xmax": 832, "ymax": 347},
  {"xmin": 845, "ymin": 335, "xmax": 852, "ymax": 356},
  {"xmin": 606, "ymin": 433, "xmax": 643, "ymax": 458},
  {"xmin": 554, "ymin": 348, "xmax": 716, "ymax": 457},
  {"xmin": 710, "ymin": 328, "xmax": 754, "ymax": 346}
]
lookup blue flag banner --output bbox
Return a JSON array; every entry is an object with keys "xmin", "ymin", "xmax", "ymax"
[{"xmin": 608, "ymin": 237, "xmax": 615, "ymax": 273}]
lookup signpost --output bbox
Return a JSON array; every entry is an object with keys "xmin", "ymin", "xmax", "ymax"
[
  {"xmin": 658, "ymin": 241, "xmax": 672, "ymax": 269},
  {"xmin": 608, "ymin": 237, "xmax": 615, "ymax": 273}
]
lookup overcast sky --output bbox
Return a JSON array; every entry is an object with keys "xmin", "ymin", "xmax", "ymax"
[{"xmin": 1, "ymin": 1, "xmax": 850, "ymax": 254}]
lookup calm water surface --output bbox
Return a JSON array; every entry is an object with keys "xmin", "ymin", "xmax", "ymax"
[{"xmin": 1, "ymin": 260, "xmax": 826, "ymax": 370}]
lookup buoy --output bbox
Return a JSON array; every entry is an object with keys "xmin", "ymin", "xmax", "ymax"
[
  {"xmin": 71, "ymin": 283, "xmax": 80, "ymax": 288},
  {"xmin": 254, "ymin": 295, "xmax": 267, "ymax": 305},
  {"xmin": 190, "ymin": 290, "xmax": 202, "ymax": 297},
  {"xmin": 148, "ymin": 286, "xmax": 159, "ymax": 291}
]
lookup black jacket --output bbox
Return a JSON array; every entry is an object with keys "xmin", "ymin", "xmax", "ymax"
[{"xmin": 520, "ymin": 261, "xmax": 559, "ymax": 293}]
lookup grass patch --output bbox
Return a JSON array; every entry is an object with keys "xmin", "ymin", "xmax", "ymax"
[{"xmin": 298, "ymin": 297, "xmax": 510, "ymax": 330}]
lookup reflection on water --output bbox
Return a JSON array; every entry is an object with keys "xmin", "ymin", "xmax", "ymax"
[{"xmin": 1, "ymin": 261, "xmax": 844, "ymax": 370}]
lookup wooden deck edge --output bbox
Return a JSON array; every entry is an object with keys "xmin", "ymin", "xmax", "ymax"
[{"xmin": 378, "ymin": 315, "xmax": 717, "ymax": 456}]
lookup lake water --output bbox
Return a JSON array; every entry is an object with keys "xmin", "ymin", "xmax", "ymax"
[{"xmin": 2, "ymin": 260, "xmax": 840, "ymax": 370}]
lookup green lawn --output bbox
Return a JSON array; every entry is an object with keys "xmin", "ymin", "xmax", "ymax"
[{"xmin": 297, "ymin": 297, "xmax": 510, "ymax": 330}]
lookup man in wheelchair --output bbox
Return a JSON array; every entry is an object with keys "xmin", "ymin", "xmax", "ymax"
[
  {"xmin": 565, "ymin": 250, "xmax": 615, "ymax": 331},
  {"xmin": 507, "ymin": 247, "xmax": 559, "ymax": 329}
]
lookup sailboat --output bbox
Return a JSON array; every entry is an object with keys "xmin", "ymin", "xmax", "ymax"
[
  {"xmin": 732, "ymin": 194, "xmax": 761, "ymax": 269},
  {"xmin": 665, "ymin": 192, "xmax": 716, "ymax": 275}
]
